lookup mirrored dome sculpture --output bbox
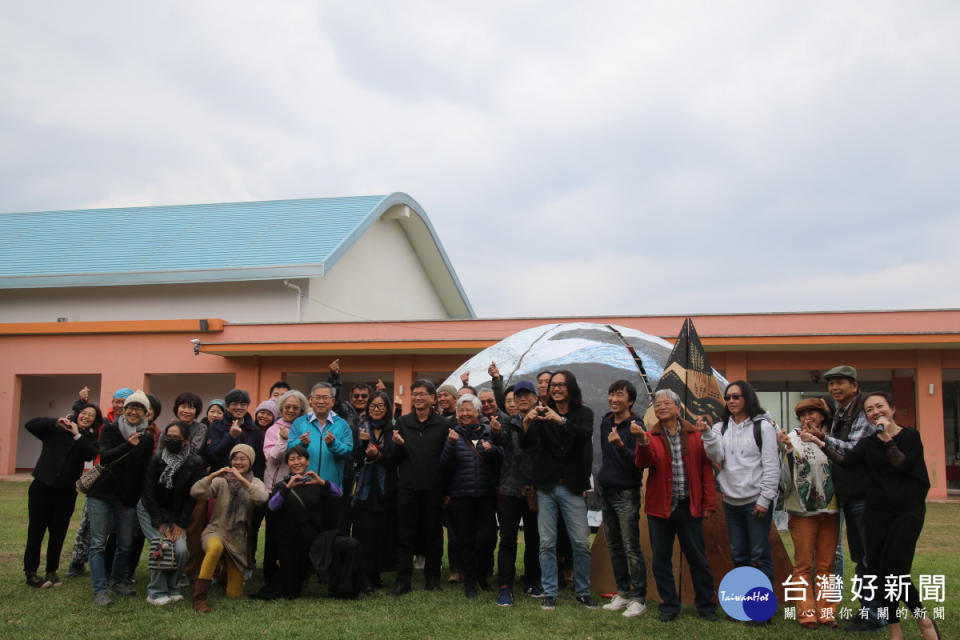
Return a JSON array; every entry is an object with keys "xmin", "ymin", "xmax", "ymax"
[{"xmin": 442, "ymin": 322, "xmax": 728, "ymax": 480}]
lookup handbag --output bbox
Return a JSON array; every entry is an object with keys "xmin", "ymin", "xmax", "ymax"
[
  {"xmin": 148, "ymin": 537, "xmax": 177, "ymax": 571},
  {"xmin": 75, "ymin": 465, "xmax": 104, "ymax": 494},
  {"xmin": 75, "ymin": 448, "xmax": 134, "ymax": 494}
]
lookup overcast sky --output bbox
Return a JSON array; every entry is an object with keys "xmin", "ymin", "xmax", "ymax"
[{"xmin": 2, "ymin": 2, "xmax": 958, "ymax": 318}]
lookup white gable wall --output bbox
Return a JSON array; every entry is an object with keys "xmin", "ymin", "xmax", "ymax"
[
  {"xmin": 0, "ymin": 218, "xmax": 454, "ymax": 324},
  {"xmin": 0, "ymin": 280, "xmax": 301, "ymax": 323},
  {"xmin": 303, "ymin": 218, "xmax": 448, "ymax": 321}
]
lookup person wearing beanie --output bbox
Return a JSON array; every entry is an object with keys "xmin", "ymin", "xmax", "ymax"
[
  {"xmin": 66, "ymin": 388, "xmax": 125, "ymax": 578},
  {"xmin": 85, "ymin": 389, "xmax": 155, "ymax": 606},
  {"xmin": 247, "ymin": 399, "xmax": 279, "ymax": 570},
  {"xmin": 205, "ymin": 389, "xmax": 260, "ymax": 471},
  {"xmin": 436, "ymin": 385, "xmax": 458, "ymax": 419},
  {"xmin": 105, "ymin": 388, "xmax": 134, "ymax": 424},
  {"xmin": 189, "ymin": 443, "xmax": 268, "ymax": 612},
  {"xmin": 202, "ymin": 400, "xmax": 225, "ymax": 427}
]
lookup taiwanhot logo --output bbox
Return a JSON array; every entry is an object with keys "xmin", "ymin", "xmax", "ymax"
[{"xmin": 718, "ymin": 567, "xmax": 778, "ymax": 622}]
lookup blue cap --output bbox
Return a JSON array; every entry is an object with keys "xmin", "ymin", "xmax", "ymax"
[
  {"xmin": 113, "ymin": 388, "xmax": 134, "ymax": 399},
  {"xmin": 513, "ymin": 381, "xmax": 536, "ymax": 395}
]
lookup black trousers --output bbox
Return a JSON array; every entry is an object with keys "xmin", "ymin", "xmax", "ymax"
[
  {"xmin": 647, "ymin": 500, "xmax": 716, "ymax": 616},
  {"xmin": 497, "ymin": 493, "xmax": 540, "ymax": 588},
  {"xmin": 448, "ymin": 495, "xmax": 497, "ymax": 584},
  {"xmin": 24, "ymin": 481, "xmax": 77, "ymax": 575},
  {"xmin": 262, "ymin": 509, "xmax": 279, "ymax": 579},
  {"xmin": 395, "ymin": 487, "xmax": 443, "ymax": 585},
  {"xmin": 867, "ymin": 504, "xmax": 926, "ymax": 619},
  {"xmin": 248, "ymin": 504, "xmax": 267, "ymax": 570}
]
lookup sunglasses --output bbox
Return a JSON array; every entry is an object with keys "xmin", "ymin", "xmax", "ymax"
[
  {"xmin": 724, "ymin": 393, "xmax": 743, "ymax": 401},
  {"xmin": 352, "ymin": 393, "xmax": 369, "ymax": 399}
]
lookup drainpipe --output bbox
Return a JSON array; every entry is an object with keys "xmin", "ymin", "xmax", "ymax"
[{"xmin": 282, "ymin": 280, "xmax": 303, "ymax": 322}]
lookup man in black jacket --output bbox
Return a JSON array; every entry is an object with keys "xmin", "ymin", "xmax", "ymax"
[
  {"xmin": 494, "ymin": 381, "xmax": 542, "ymax": 606},
  {"xmin": 388, "ymin": 379, "xmax": 449, "ymax": 594},
  {"xmin": 597, "ymin": 380, "xmax": 647, "ymax": 617},
  {"xmin": 205, "ymin": 389, "xmax": 259, "ymax": 471},
  {"xmin": 520, "ymin": 370, "xmax": 597, "ymax": 611}
]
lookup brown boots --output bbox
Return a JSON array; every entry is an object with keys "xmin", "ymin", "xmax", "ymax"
[{"xmin": 193, "ymin": 578, "xmax": 211, "ymax": 613}]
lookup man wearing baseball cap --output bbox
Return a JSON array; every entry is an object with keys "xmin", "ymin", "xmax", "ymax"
[
  {"xmin": 494, "ymin": 380, "xmax": 541, "ymax": 606},
  {"xmin": 816, "ymin": 366, "xmax": 884, "ymax": 632}
]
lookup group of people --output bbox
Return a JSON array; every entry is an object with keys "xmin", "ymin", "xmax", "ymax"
[
  {"xmin": 776, "ymin": 366, "xmax": 938, "ymax": 639},
  {"xmin": 20, "ymin": 360, "xmax": 940, "ymax": 638}
]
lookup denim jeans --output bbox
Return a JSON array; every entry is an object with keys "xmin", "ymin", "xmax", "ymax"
[
  {"xmin": 599, "ymin": 486, "xmax": 646, "ymax": 599},
  {"xmin": 136, "ymin": 501, "xmax": 187, "ymax": 599},
  {"xmin": 537, "ymin": 484, "xmax": 591, "ymax": 598},
  {"xmin": 647, "ymin": 500, "xmax": 716, "ymax": 616},
  {"xmin": 844, "ymin": 498, "xmax": 884, "ymax": 625},
  {"xmin": 723, "ymin": 501, "xmax": 774, "ymax": 585},
  {"xmin": 87, "ymin": 497, "xmax": 136, "ymax": 594}
]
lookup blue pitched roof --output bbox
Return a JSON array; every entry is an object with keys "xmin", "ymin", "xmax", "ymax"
[{"xmin": 0, "ymin": 193, "xmax": 474, "ymax": 317}]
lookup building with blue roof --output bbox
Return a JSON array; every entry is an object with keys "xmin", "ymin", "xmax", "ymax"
[{"xmin": 0, "ymin": 192, "xmax": 474, "ymax": 322}]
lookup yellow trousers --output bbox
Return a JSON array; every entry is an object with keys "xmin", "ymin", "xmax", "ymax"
[{"xmin": 198, "ymin": 536, "xmax": 244, "ymax": 598}]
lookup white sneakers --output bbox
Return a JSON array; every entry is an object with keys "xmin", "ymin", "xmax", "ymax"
[
  {"xmin": 603, "ymin": 594, "xmax": 631, "ymax": 611},
  {"xmin": 603, "ymin": 595, "xmax": 647, "ymax": 617},
  {"xmin": 146, "ymin": 595, "xmax": 172, "ymax": 606}
]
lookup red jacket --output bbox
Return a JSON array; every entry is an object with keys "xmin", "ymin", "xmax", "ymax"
[{"xmin": 635, "ymin": 418, "xmax": 716, "ymax": 519}]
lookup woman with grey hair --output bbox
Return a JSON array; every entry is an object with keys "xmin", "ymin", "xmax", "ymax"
[
  {"xmin": 440, "ymin": 394, "xmax": 502, "ymax": 597},
  {"xmin": 261, "ymin": 388, "xmax": 307, "ymax": 579}
]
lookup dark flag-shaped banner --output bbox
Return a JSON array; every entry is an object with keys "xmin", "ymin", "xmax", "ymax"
[{"xmin": 641, "ymin": 317, "xmax": 724, "ymax": 427}]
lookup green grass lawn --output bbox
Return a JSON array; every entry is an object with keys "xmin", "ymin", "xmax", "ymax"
[{"xmin": 0, "ymin": 481, "xmax": 956, "ymax": 639}]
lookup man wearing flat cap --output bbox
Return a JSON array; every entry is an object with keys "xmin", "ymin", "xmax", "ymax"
[{"xmin": 814, "ymin": 366, "xmax": 883, "ymax": 632}]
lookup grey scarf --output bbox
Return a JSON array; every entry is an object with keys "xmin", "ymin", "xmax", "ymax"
[
  {"xmin": 116, "ymin": 415, "xmax": 144, "ymax": 440},
  {"xmin": 158, "ymin": 447, "xmax": 189, "ymax": 489}
]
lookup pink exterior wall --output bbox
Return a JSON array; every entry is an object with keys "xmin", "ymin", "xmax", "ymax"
[
  {"xmin": 2, "ymin": 309, "xmax": 958, "ymax": 498},
  {"xmin": 0, "ymin": 331, "xmax": 237, "ymax": 473}
]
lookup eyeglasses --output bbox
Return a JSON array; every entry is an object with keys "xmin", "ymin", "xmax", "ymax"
[
  {"xmin": 164, "ymin": 436, "xmax": 184, "ymax": 443},
  {"xmin": 724, "ymin": 393, "xmax": 743, "ymax": 401},
  {"xmin": 311, "ymin": 395, "xmax": 333, "ymax": 402},
  {"xmin": 352, "ymin": 393, "xmax": 369, "ymax": 399},
  {"xmin": 124, "ymin": 405, "xmax": 145, "ymax": 412},
  {"xmin": 411, "ymin": 392, "xmax": 430, "ymax": 398},
  {"xmin": 369, "ymin": 402, "xmax": 387, "ymax": 410},
  {"xmin": 549, "ymin": 382, "xmax": 567, "ymax": 389}
]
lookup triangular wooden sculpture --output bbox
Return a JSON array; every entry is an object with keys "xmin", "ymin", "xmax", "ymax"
[{"xmin": 591, "ymin": 318, "xmax": 793, "ymax": 603}]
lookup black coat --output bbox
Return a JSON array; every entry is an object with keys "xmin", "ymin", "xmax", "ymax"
[
  {"xmin": 26, "ymin": 417, "xmax": 99, "ymax": 490},
  {"xmin": 387, "ymin": 410, "xmax": 449, "ymax": 491},
  {"xmin": 440, "ymin": 423, "xmax": 501, "ymax": 497},
  {"xmin": 86, "ymin": 421, "xmax": 155, "ymax": 507},
  {"xmin": 139, "ymin": 451, "xmax": 206, "ymax": 528},
  {"xmin": 205, "ymin": 414, "xmax": 263, "ymax": 474},
  {"xmin": 520, "ymin": 405, "xmax": 594, "ymax": 494}
]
